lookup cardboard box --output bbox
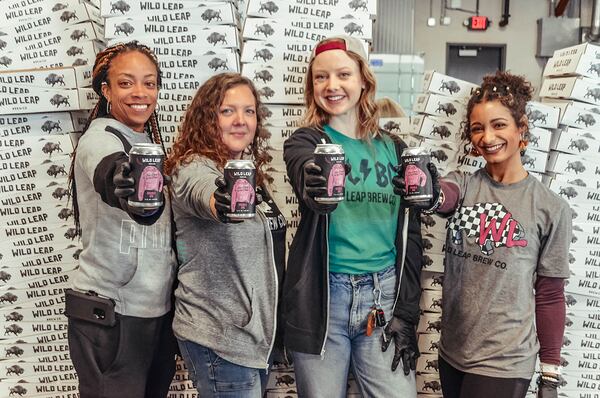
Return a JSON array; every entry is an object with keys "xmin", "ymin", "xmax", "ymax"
[
  {"xmin": 520, "ymin": 149, "xmax": 548, "ymax": 173},
  {"xmin": 0, "ymin": 85, "xmax": 96, "ymax": 115},
  {"xmin": 1, "ymin": 2, "xmax": 97, "ymax": 36},
  {"xmin": 413, "ymin": 93, "xmax": 466, "ymax": 120},
  {"xmin": 539, "ymin": 76, "xmax": 600, "ymax": 106},
  {"xmin": 252, "ymin": 81, "xmax": 304, "ymax": 105},
  {"xmin": 160, "ymin": 52, "xmax": 239, "ymax": 75},
  {"xmin": 526, "ymin": 101, "xmax": 560, "ymax": 129},
  {"xmin": 420, "ymin": 289, "xmax": 443, "ymax": 314},
  {"xmin": 106, "ymin": 3, "xmax": 237, "ymax": 26},
  {"xmin": 100, "ymin": 0, "xmax": 217, "ymax": 18},
  {"xmin": 379, "ymin": 117, "xmax": 412, "ymax": 136},
  {"xmin": 421, "ymin": 270, "xmax": 444, "ymax": 292},
  {"xmin": 0, "ymin": 112, "xmax": 75, "ymax": 136},
  {"xmin": 550, "ymin": 127, "xmax": 600, "ymax": 157},
  {"xmin": 0, "ymin": 67, "xmax": 80, "ymax": 89},
  {"xmin": 243, "ymin": 61, "xmax": 305, "ymax": 81},
  {"xmin": 422, "ymin": 70, "xmax": 478, "ymax": 99},
  {"xmin": 242, "ymin": 17, "xmax": 373, "ymax": 42},
  {"xmin": 104, "ymin": 19, "xmax": 240, "ymax": 46},
  {"xmin": 550, "ymin": 181, "xmax": 600, "ymax": 205},
  {"xmin": 247, "ymin": 0, "xmax": 377, "ymax": 19},
  {"xmin": 416, "ymin": 373, "xmax": 442, "ymax": 395},
  {"xmin": 527, "ymin": 127, "xmax": 554, "ymax": 153},
  {"xmin": 411, "ymin": 114, "xmax": 462, "ymax": 143},
  {"xmin": 543, "ymin": 42, "xmax": 600, "ymax": 78},
  {"xmin": 107, "ymin": 27, "xmax": 239, "ymax": 50},
  {"xmin": 542, "ymin": 98, "xmax": 600, "ymax": 129},
  {"xmin": 417, "ymin": 331, "xmax": 441, "ymax": 354},
  {"xmin": 545, "ymin": 151, "xmax": 600, "ymax": 178},
  {"xmin": 456, "ymin": 153, "xmax": 485, "ymax": 174},
  {"xmin": 0, "ymin": 40, "xmax": 96, "ymax": 70}
]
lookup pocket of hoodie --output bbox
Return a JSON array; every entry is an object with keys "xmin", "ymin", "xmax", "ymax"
[{"xmin": 227, "ymin": 289, "xmax": 261, "ymax": 343}]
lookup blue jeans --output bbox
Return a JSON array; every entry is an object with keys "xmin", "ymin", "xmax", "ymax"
[
  {"xmin": 177, "ymin": 340, "xmax": 269, "ymax": 398},
  {"xmin": 291, "ymin": 265, "xmax": 416, "ymax": 398}
]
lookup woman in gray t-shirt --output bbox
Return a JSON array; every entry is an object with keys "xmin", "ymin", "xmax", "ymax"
[{"xmin": 398, "ymin": 71, "xmax": 571, "ymax": 398}]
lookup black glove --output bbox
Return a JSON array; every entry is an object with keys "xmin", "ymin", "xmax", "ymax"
[
  {"xmin": 392, "ymin": 162, "xmax": 441, "ymax": 212},
  {"xmin": 381, "ymin": 316, "xmax": 419, "ymax": 375},
  {"xmin": 114, "ymin": 161, "xmax": 158, "ymax": 217},
  {"xmin": 537, "ymin": 374, "xmax": 559, "ymax": 398},
  {"xmin": 214, "ymin": 177, "xmax": 242, "ymax": 223},
  {"xmin": 302, "ymin": 161, "xmax": 337, "ymax": 213},
  {"xmin": 114, "ymin": 161, "xmax": 135, "ymax": 198}
]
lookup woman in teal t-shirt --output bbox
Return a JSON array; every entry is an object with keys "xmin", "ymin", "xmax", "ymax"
[{"xmin": 282, "ymin": 35, "xmax": 426, "ymax": 398}]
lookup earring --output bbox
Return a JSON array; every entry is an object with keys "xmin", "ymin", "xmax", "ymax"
[{"xmin": 106, "ymin": 101, "xmax": 111, "ymax": 114}]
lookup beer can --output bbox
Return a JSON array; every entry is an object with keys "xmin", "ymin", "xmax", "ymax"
[
  {"xmin": 224, "ymin": 159, "xmax": 256, "ymax": 219},
  {"xmin": 400, "ymin": 147, "xmax": 433, "ymax": 203},
  {"xmin": 313, "ymin": 143, "xmax": 345, "ymax": 203},
  {"xmin": 127, "ymin": 143, "xmax": 165, "ymax": 208}
]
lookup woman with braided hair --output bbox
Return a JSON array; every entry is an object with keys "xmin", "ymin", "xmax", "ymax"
[
  {"xmin": 398, "ymin": 71, "xmax": 571, "ymax": 398},
  {"xmin": 67, "ymin": 41, "xmax": 178, "ymax": 398}
]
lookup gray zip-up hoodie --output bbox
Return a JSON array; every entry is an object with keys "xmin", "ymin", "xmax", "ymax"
[
  {"xmin": 72, "ymin": 118, "xmax": 177, "ymax": 317},
  {"xmin": 171, "ymin": 156, "xmax": 278, "ymax": 369}
]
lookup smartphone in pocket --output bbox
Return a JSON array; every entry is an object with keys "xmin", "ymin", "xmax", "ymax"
[{"xmin": 65, "ymin": 289, "xmax": 116, "ymax": 327}]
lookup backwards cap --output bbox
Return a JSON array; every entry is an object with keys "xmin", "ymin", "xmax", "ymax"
[{"xmin": 309, "ymin": 35, "xmax": 367, "ymax": 63}]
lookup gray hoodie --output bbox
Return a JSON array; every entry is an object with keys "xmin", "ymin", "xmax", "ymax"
[
  {"xmin": 171, "ymin": 156, "xmax": 278, "ymax": 369},
  {"xmin": 72, "ymin": 118, "xmax": 177, "ymax": 317}
]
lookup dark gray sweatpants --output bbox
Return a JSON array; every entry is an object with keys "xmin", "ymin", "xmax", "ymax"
[{"xmin": 68, "ymin": 311, "xmax": 177, "ymax": 398}]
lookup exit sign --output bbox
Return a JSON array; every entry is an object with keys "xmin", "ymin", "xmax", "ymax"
[{"xmin": 467, "ymin": 16, "xmax": 490, "ymax": 30}]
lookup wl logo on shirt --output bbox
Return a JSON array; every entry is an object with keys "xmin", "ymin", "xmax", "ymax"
[{"xmin": 447, "ymin": 202, "xmax": 528, "ymax": 255}]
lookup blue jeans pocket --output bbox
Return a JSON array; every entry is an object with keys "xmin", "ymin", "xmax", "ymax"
[{"xmin": 210, "ymin": 352, "xmax": 258, "ymax": 392}]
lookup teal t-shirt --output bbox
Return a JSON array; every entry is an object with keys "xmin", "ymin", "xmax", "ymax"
[{"xmin": 324, "ymin": 125, "xmax": 400, "ymax": 274}]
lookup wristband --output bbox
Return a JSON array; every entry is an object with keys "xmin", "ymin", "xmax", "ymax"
[{"xmin": 540, "ymin": 362, "xmax": 561, "ymax": 375}]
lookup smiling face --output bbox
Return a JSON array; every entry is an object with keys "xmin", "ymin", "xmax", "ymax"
[
  {"xmin": 218, "ymin": 84, "xmax": 257, "ymax": 159},
  {"xmin": 469, "ymin": 99, "xmax": 526, "ymax": 173},
  {"xmin": 101, "ymin": 51, "xmax": 158, "ymax": 133},
  {"xmin": 311, "ymin": 49, "xmax": 364, "ymax": 120}
]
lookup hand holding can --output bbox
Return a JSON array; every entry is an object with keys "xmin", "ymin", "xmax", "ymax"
[
  {"xmin": 398, "ymin": 147, "xmax": 433, "ymax": 205},
  {"xmin": 313, "ymin": 144, "xmax": 346, "ymax": 203},
  {"xmin": 223, "ymin": 159, "xmax": 256, "ymax": 220},
  {"xmin": 127, "ymin": 143, "xmax": 165, "ymax": 209}
]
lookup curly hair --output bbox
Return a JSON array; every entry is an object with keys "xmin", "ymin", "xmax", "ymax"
[
  {"xmin": 69, "ymin": 40, "xmax": 164, "ymax": 233},
  {"xmin": 302, "ymin": 38, "xmax": 379, "ymax": 140},
  {"xmin": 164, "ymin": 73, "xmax": 271, "ymax": 186},
  {"xmin": 461, "ymin": 70, "xmax": 533, "ymax": 155}
]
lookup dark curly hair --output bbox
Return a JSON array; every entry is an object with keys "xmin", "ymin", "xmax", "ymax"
[
  {"xmin": 164, "ymin": 73, "xmax": 271, "ymax": 186},
  {"xmin": 461, "ymin": 70, "xmax": 533, "ymax": 155}
]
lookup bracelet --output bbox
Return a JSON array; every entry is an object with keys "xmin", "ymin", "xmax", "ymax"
[{"xmin": 422, "ymin": 190, "xmax": 444, "ymax": 214}]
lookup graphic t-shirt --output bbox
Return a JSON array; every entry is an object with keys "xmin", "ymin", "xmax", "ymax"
[
  {"xmin": 439, "ymin": 169, "xmax": 572, "ymax": 379},
  {"xmin": 325, "ymin": 125, "xmax": 400, "ymax": 274}
]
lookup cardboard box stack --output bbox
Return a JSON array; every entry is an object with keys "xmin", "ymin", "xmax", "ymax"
[
  {"xmin": 538, "ymin": 41, "xmax": 600, "ymax": 397},
  {"xmin": 370, "ymin": 53, "xmax": 424, "ymax": 113},
  {"xmin": 102, "ymin": 0, "xmax": 243, "ymax": 152},
  {"xmin": 241, "ymin": 0, "xmax": 376, "ymax": 396},
  {"xmin": 0, "ymin": 0, "xmax": 102, "ymax": 394}
]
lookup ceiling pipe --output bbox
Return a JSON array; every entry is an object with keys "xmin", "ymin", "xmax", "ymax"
[
  {"xmin": 591, "ymin": 0, "xmax": 600, "ymax": 40},
  {"xmin": 499, "ymin": 0, "xmax": 510, "ymax": 27}
]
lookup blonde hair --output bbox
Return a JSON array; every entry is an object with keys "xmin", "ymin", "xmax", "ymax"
[
  {"xmin": 301, "ymin": 39, "xmax": 379, "ymax": 139},
  {"xmin": 376, "ymin": 97, "xmax": 406, "ymax": 118}
]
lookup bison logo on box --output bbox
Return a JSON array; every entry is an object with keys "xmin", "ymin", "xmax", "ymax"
[
  {"xmin": 447, "ymin": 202, "xmax": 527, "ymax": 255},
  {"xmin": 110, "ymin": 0, "xmax": 130, "ymax": 14},
  {"xmin": 201, "ymin": 9, "xmax": 222, "ymax": 23},
  {"xmin": 253, "ymin": 48, "xmax": 273, "ymax": 62},
  {"xmin": 259, "ymin": 1, "xmax": 279, "ymax": 14}
]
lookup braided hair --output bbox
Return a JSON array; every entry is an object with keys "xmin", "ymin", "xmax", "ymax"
[
  {"xmin": 69, "ymin": 40, "xmax": 164, "ymax": 233},
  {"xmin": 461, "ymin": 70, "xmax": 533, "ymax": 155}
]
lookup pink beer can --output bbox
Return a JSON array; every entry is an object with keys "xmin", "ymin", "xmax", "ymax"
[
  {"xmin": 128, "ymin": 143, "xmax": 165, "ymax": 208},
  {"xmin": 401, "ymin": 147, "xmax": 433, "ymax": 203},
  {"xmin": 224, "ymin": 159, "xmax": 256, "ymax": 219},
  {"xmin": 314, "ymin": 143, "xmax": 345, "ymax": 203}
]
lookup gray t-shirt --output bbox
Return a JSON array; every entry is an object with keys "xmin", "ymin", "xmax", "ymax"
[
  {"xmin": 73, "ymin": 118, "xmax": 176, "ymax": 317},
  {"xmin": 439, "ymin": 169, "xmax": 571, "ymax": 379}
]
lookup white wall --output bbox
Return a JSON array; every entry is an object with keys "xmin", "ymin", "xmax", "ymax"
[{"xmin": 413, "ymin": 0, "xmax": 554, "ymax": 92}]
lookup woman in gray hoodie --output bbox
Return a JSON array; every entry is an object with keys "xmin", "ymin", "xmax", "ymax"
[{"xmin": 165, "ymin": 73, "xmax": 286, "ymax": 398}]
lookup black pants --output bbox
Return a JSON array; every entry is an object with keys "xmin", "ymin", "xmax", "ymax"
[
  {"xmin": 68, "ymin": 311, "xmax": 177, "ymax": 398},
  {"xmin": 439, "ymin": 355, "xmax": 531, "ymax": 398}
]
